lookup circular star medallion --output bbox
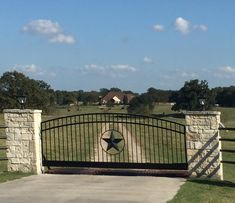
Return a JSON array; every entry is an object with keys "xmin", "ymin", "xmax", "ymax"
[{"xmin": 100, "ymin": 129, "xmax": 125, "ymax": 155}]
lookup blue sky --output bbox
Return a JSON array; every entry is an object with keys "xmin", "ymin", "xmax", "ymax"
[{"xmin": 0, "ymin": 0, "xmax": 235, "ymax": 92}]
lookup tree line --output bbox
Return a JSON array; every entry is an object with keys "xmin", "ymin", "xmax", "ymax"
[{"xmin": 0, "ymin": 71, "xmax": 234, "ymax": 113}]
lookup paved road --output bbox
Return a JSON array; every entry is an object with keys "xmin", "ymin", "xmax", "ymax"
[{"xmin": 0, "ymin": 174, "xmax": 185, "ymax": 203}]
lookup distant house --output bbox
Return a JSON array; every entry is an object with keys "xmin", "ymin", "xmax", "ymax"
[{"xmin": 101, "ymin": 91, "xmax": 135, "ymax": 105}]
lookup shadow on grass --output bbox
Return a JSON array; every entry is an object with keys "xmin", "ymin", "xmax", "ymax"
[{"xmin": 188, "ymin": 178, "xmax": 235, "ymax": 188}]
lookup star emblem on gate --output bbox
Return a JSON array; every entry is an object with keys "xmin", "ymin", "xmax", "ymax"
[
  {"xmin": 100, "ymin": 130, "xmax": 125, "ymax": 155},
  {"xmin": 102, "ymin": 130, "xmax": 123, "ymax": 152}
]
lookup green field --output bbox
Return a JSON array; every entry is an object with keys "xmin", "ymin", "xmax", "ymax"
[{"xmin": 0, "ymin": 104, "xmax": 234, "ymax": 203}]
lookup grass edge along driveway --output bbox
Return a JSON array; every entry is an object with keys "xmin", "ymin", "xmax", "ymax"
[
  {"xmin": 0, "ymin": 172, "xmax": 32, "ymax": 183},
  {"xmin": 169, "ymin": 178, "xmax": 235, "ymax": 203}
]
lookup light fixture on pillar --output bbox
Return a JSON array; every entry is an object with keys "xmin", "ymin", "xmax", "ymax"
[
  {"xmin": 199, "ymin": 97, "xmax": 206, "ymax": 111},
  {"xmin": 17, "ymin": 91, "xmax": 27, "ymax": 109}
]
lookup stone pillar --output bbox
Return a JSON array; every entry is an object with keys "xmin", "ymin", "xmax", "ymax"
[
  {"xmin": 185, "ymin": 111, "xmax": 223, "ymax": 180},
  {"xmin": 4, "ymin": 109, "xmax": 42, "ymax": 174}
]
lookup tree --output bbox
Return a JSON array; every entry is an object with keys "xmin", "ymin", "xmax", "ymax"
[
  {"xmin": 123, "ymin": 90, "xmax": 135, "ymax": 94},
  {"xmin": 171, "ymin": 79, "xmax": 215, "ymax": 111},
  {"xmin": 123, "ymin": 95, "xmax": 128, "ymax": 105},
  {"xmin": 63, "ymin": 93, "xmax": 76, "ymax": 105},
  {"xmin": 109, "ymin": 87, "xmax": 121, "ymax": 92},
  {"xmin": 146, "ymin": 87, "xmax": 174, "ymax": 103},
  {"xmin": 127, "ymin": 93, "xmax": 154, "ymax": 115},
  {"xmin": 99, "ymin": 88, "xmax": 109, "ymax": 97},
  {"xmin": 147, "ymin": 87, "xmax": 159, "ymax": 102},
  {"xmin": 214, "ymin": 86, "xmax": 235, "ymax": 107},
  {"xmin": 82, "ymin": 91, "xmax": 99, "ymax": 104},
  {"xmin": 0, "ymin": 71, "xmax": 54, "ymax": 111}
]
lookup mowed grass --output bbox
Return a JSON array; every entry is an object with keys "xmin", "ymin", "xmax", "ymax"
[
  {"xmin": 0, "ymin": 172, "xmax": 32, "ymax": 183},
  {"xmin": 170, "ymin": 179, "xmax": 235, "ymax": 203},
  {"xmin": 42, "ymin": 105, "xmax": 127, "ymax": 121}
]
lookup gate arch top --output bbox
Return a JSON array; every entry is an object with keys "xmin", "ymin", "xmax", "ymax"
[{"xmin": 41, "ymin": 112, "xmax": 185, "ymax": 133}]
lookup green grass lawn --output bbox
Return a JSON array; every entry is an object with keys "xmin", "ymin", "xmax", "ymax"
[
  {"xmin": 0, "ymin": 172, "xmax": 32, "ymax": 183},
  {"xmin": 220, "ymin": 107, "xmax": 235, "ymax": 127},
  {"xmin": 42, "ymin": 104, "xmax": 128, "ymax": 121},
  {"xmin": 170, "ymin": 179, "xmax": 235, "ymax": 203}
]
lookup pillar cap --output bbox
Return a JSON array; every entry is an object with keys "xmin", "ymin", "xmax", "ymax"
[
  {"xmin": 183, "ymin": 111, "xmax": 220, "ymax": 116},
  {"xmin": 3, "ymin": 109, "xmax": 42, "ymax": 114}
]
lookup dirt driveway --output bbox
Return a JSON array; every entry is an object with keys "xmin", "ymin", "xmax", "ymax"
[{"xmin": 0, "ymin": 174, "xmax": 185, "ymax": 203}]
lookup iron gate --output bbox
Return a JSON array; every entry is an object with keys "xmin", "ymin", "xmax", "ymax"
[{"xmin": 41, "ymin": 113, "xmax": 188, "ymax": 170}]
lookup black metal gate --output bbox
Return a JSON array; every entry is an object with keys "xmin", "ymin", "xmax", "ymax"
[{"xmin": 41, "ymin": 113, "xmax": 187, "ymax": 170}]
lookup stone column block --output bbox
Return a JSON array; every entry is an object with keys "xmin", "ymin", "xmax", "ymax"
[
  {"xmin": 4, "ymin": 109, "xmax": 42, "ymax": 174},
  {"xmin": 185, "ymin": 111, "xmax": 223, "ymax": 180}
]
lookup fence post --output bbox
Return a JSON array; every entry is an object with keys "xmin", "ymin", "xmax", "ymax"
[
  {"xmin": 185, "ymin": 111, "xmax": 223, "ymax": 180},
  {"xmin": 4, "ymin": 109, "xmax": 42, "ymax": 174}
]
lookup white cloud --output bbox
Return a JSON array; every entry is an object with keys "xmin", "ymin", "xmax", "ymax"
[
  {"xmin": 22, "ymin": 19, "xmax": 76, "ymax": 44},
  {"xmin": 82, "ymin": 64, "xmax": 136, "ymax": 77},
  {"xmin": 159, "ymin": 74, "xmax": 172, "ymax": 80},
  {"xmin": 83, "ymin": 64, "xmax": 105, "ymax": 74},
  {"xmin": 220, "ymin": 66, "xmax": 235, "ymax": 73},
  {"xmin": 153, "ymin": 17, "xmax": 207, "ymax": 35},
  {"xmin": 158, "ymin": 70, "xmax": 197, "ymax": 80},
  {"xmin": 49, "ymin": 33, "xmax": 75, "ymax": 44},
  {"xmin": 23, "ymin": 64, "xmax": 38, "ymax": 73},
  {"xmin": 153, "ymin": 24, "xmax": 164, "ymax": 32},
  {"xmin": 179, "ymin": 71, "xmax": 197, "ymax": 78},
  {"xmin": 110, "ymin": 64, "xmax": 136, "ymax": 72},
  {"xmin": 143, "ymin": 56, "xmax": 153, "ymax": 64},
  {"xmin": 194, "ymin": 24, "xmax": 208, "ymax": 32},
  {"xmin": 10, "ymin": 64, "xmax": 56, "ymax": 77},
  {"xmin": 174, "ymin": 17, "xmax": 190, "ymax": 35},
  {"xmin": 214, "ymin": 66, "xmax": 235, "ymax": 79},
  {"xmin": 11, "ymin": 64, "xmax": 41, "ymax": 74},
  {"xmin": 22, "ymin": 19, "xmax": 61, "ymax": 35}
]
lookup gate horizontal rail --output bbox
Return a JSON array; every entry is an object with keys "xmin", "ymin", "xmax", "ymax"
[{"xmin": 42, "ymin": 161, "xmax": 188, "ymax": 170}]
